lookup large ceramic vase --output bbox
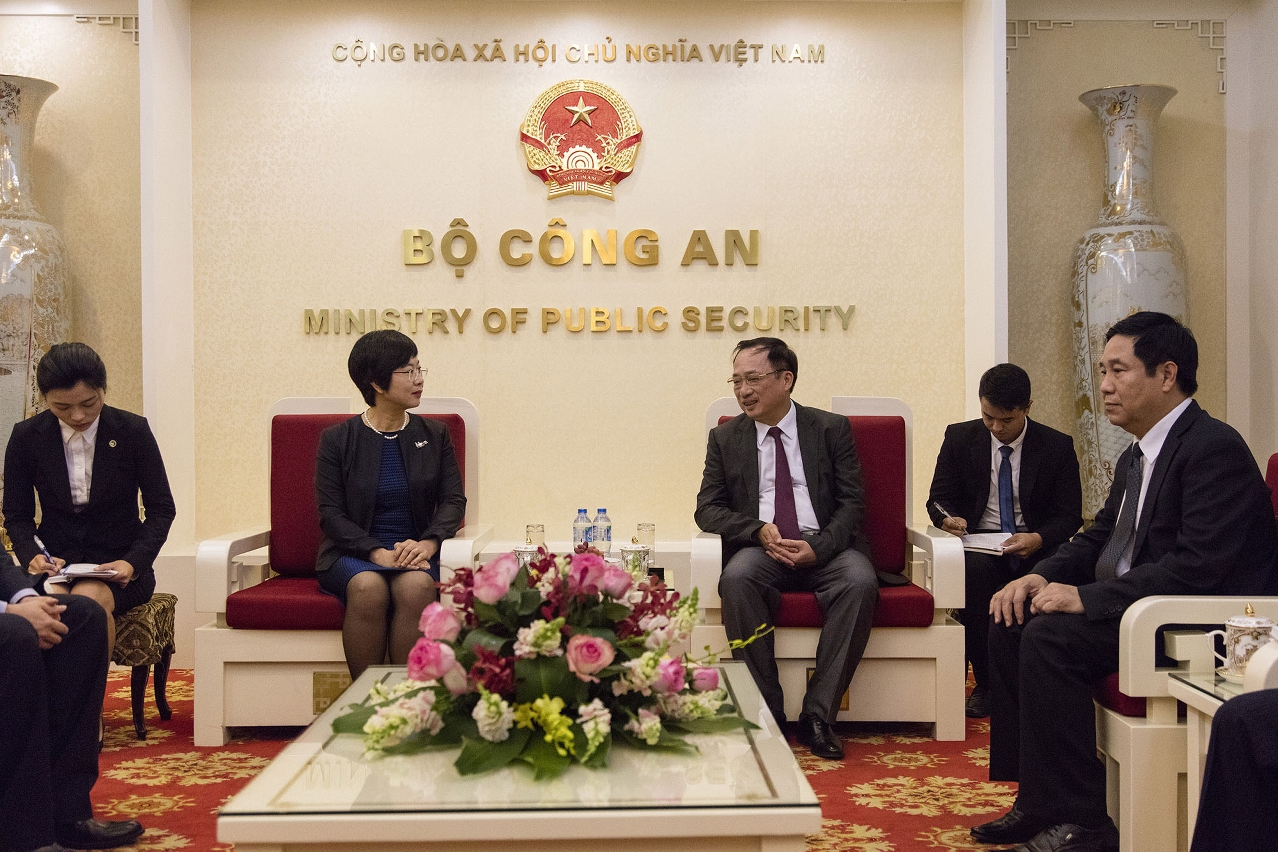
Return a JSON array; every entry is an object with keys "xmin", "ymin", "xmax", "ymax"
[
  {"xmin": 0, "ymin": 75, "xmax": 70, "ymax": 536},
  {"xmin": 1072, "ymin": 84, "xmax": 1187, "ymax": 518}
]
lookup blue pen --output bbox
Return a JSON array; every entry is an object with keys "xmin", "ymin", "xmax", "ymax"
[{"xmin": 32, "ymin": 535, "xmax": 56, "ymax": 566}]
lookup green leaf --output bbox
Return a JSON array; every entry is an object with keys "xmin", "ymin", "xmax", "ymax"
[
  {"xmin": 513, "ymin": 656, "xmax": 574, "ymax": 704},
  {"xmin": 666, "ymin": 717, "xmax": 758, "ymax": 734},
  {"xmin": 462, "ymin": 628, "xmax": 507, "ymax": 654},
  {"xmin": 601, "ymin": 602, "xmax": 633, "ymax": 622},
  {"xmin": 473, "ymin": 600, "xmax": 509, "ymax": 629},
  {"xmin": 380, "ymin": 730, "xmax": 460, "ymax": 756},
  {"xmin": 331, "ymin": 705, "xmax": 376, "ymax": 734},
  {"xmin": 582, "ymin": 734, "xmax": 611, "ymax": 769},
  {"xmin": 454, "ymin": 727, "xmax": 532, "ymax": 776},
  {"xmin": 518, "ymin": 735, "xmax": 573, "ymax": 780},
  {"xmin": 517, "ymin": 589, "xmax": 543, "ymax": 616}
]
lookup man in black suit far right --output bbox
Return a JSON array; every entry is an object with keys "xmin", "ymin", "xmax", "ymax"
[
  {"xmin": 926, "ymin": 363, "xmax": 1082, "ymax": 719},
  {"xmin": 971, "ymin": 312, "xmax": 1278, "ymax": 852}
]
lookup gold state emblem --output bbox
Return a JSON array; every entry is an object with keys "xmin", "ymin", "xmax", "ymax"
[{"xmin": 520, "ymin": 79, "xmax": 642, "ymax": 200}]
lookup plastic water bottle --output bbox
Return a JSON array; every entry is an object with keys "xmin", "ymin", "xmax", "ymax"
[
  {"xmin": 573, "ymin": 509, "xmax": 592, "ymax": 550},
  {"xmin": 593, "ymin": 508, "xmax": 612, "ymax": 555}
]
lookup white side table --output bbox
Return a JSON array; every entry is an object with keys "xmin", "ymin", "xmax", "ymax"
[{"xmin": 1166, "ymin": 671, "xmax": 1245, "ymax": 830}]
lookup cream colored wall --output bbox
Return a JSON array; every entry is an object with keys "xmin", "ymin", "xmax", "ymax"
[
  {"xmin": 0, "ymin": 15, "xmax": 142, "ymax": 412},
  {"xmin": 1006, "ymin": 20, "xmax": 1227, "ymax": 440},
  {"xmin": 1246, "ymin": 0, "xmax": 1278, "ymax": 457},
  {"xmin": 190, "ymin": 0, "xmax": 966, "ymax": 543}
]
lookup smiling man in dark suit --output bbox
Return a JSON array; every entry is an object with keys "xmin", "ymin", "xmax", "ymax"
[
  {"xmin": 695, "ymin": 337, "xmax": 877, "ymax": 760},
  {"xmin": 972, "ymin": 313, "xmax": 1278, "ymax": 852},
  {"xmin": 927, "ymin": 363, "xmax": 1082, "ymax": 718}
]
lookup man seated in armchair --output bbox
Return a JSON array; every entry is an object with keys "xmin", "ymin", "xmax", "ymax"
[
  {"xmin": 972, "ymin": 312, "xmax": 1278, "ymax": 852},
  {"xmin": 927, "ymin": 363, "xmax": 1082, "ymax": 719},
  {"xmin": 694, "ymin": 337, "xmax": 877, "ymax": 761}
]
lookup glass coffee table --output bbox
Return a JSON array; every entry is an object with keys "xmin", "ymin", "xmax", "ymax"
[
  {"xmin": 1167, "ymin": 670, "xmax": 1245, "ymax": 830},
  {"xmin": 218, "ymin": 661, "xmax": 821, "ymax": 851}
]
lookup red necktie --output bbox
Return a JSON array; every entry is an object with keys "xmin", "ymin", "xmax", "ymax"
[{"xmin": 768, "ymin": 426, "xmax": 802, "ymax": 540}]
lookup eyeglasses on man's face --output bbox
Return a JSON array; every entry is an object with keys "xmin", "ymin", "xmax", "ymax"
[
  {"xmin": 392, "ymin": 366, "xmax": 427, "ymax": 380},
  {"xmin": 728, "ymin": 370, "xmax": 782, "ymax": 390}
]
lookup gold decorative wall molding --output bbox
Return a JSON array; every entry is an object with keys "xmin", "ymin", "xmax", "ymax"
[
  {"xmin": 74, "ymin": 15, "xmax": 138, "ymax": 46},
  {"xmin": 1006, "ymin": 20, "xmax": 1075, "ymax": 51},
  {"xmin": 1153, "ymin": 20, "xmax": 1226, "ymax": 93}
]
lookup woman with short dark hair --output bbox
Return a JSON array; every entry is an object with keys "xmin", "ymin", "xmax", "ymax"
[
  {"xmin": 316, "ymin": 330, "xmax": 466, "ymax": 678},
  {"xmin": 3, "ymin": 341, "xmax": 176, "ymax": 660}
]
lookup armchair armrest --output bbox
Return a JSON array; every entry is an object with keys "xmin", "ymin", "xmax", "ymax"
[
  {"xmin": 439, "ymin": 524, "xmax": 496, "ymax": 584},
  {"xmin": 1118, "ymin": 596, "xmax": 1278, "ymax": 697},
  {"xmin": 195, "ymin": 527, "xmax": 271, "ymax": 615},
  {"xmin": 906, "ymin": 524, "xmax": 964, "ymax": 610},
  {"xmin": 690, "ymin": 530, "xmax": 723, "ymax": 612}
]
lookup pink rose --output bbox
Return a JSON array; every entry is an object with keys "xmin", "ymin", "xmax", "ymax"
[
  {"xmin": 418, "ymin": 602, "xmax": 461, "ymax": 641},
  {"xmin": 407, "ymin": 638, "xmax": 456, "ymax": 682},
  {"xmin": 565, "ymin": 634, "xmax": 616, "ymax": 682},
  {"xmin": 600, "ymin": 564, "xmax": 634, "ymax": 599},
  {"xmin": 567, "ymin": 552, "xmax": 607, "ymax": 596},
  {"xmin": 441, "ymin": 662, "xmax": 470, "ymax": 696},
  {"xmin": 474, "ymin": 552, "xmax": 521, "ymax": 604},
  {"xmin": 652, "ymin": 656, "xmax": 686, "ymax": 695},
  {"xmin": 691, "ymin": 666, "xmax": 719, "ymax": 692}
]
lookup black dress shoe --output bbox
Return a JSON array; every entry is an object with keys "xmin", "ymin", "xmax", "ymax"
[
  {"xmin": 971, "ymin": 804, "xmax": 1048, "ymax": 844},
  {"xmin": 795, "ymin": 712, "xmax": 843, "ymax": 759},
  {"xmin": 21, "ymin": 845, "xmax": 68, "ymax": 852},
  {"xmin": 965, "ymin": 686, "xmax": 991, "ymax": 718},
  {"xmin": 1010, "ymin": 822, "xmax": 1119, "ymax": 852},
  {"xmin": 55, "ymin": 819, "xmax": 144, "ymax": 850}
]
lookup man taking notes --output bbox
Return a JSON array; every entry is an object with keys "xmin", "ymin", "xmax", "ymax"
[
  {"xmin": 927, "ymin": 363, "xmax": 1082, "ymax": 718},
  {"xmin": 972, "ymin": 312, "xmax": 1278, "ymax": 852},
  {"xmin": 695, "ymin": 337, "xmax": 877, "ymax": 760}
]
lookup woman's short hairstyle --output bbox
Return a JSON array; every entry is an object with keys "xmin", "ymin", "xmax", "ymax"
[
  {"xmin": 348, "ymin": 330, "xmax": 418, "ymax": 407},
  {"xmin": 36, "ymin": 342, "xmax": 108, "ymax": 395}
]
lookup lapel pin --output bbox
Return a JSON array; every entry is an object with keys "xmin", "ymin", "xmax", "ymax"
[
  {"xmin": 109, "ymin": 440, "xmax": 117, "ymax": 448},
  {"xmin": 415, "ymin": 439, "xmax": 429, "ymax": 448}
]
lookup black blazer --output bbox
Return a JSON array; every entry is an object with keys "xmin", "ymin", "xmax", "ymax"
[
  {"xmin": 694, "ymin": 402, "xmax": 868, "ymax": 568},
  {"xmin": 314, "ymin": 415, "xmax": 466, "ymax": 574},
  {"xmin": 1035, "ymin": 401, "xmax": 1278, "ymax": 619},
  {"xmin": 2, "ymin": 405, "xmax": 176, "ymax": 599},
  {"xmin": 926, "ymin": 418, "xmax": 1083, "ymax": 569}
]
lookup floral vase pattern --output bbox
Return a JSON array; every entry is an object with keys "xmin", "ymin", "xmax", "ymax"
[
  {"xmin": 0, "ymin": 75, "xmax": 70, "ymax": 540},
  {"xmin": 1072, "ymin": 84, "xmax": 1187, "ymax": 517}
]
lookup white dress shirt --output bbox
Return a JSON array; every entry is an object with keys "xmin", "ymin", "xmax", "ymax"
[
  {"xmin": 1114, "ymin": 397, "xmax": 1194, "ymax": 576},
  {"xmin": 60, "ymin": 416, "xmax": 100, "ymax": 508},
  {"xmin": 977, "ymin": 418, "xmax": 1029, "ymax": 533},
  {"xmin": 754, "ymin": 402, "xmax": 820, "ymax": 534}
]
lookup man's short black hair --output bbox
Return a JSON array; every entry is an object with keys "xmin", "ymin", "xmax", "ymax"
[
  {"xmin": 732, "ymin": 337, "xmax": 799, "ymax": 391},
  {"xmin": 348, "ymin": 330, "xmax": 418, "ymax": 407},
  {"xmin": 978, "ymin": 363, "xmax": 1032, "ymax": 411},
  {"xmin": 1105, "ymin": 311, "xmax": 1198, "ymax": 396},
  {"xmin": 36, "ymin": 342, "xmax": 107, "ymax": 395}
]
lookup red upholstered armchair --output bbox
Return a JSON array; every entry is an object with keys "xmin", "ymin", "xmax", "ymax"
[
  {"xmin": 193, "ymin": 397, "xmax": 493, "ymax": 746},
  {"xmin": 687, "ymin": 396, "xmax": 966, "ymax": 740}
]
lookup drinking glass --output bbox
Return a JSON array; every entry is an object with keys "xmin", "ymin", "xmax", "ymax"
[
  {"xmin": 636, "ymin": 523, "xmax": 656, "ymax": 569},
  {"xmin": 525, "ymin": 524, "xmax": 545, "ymax": 547}
]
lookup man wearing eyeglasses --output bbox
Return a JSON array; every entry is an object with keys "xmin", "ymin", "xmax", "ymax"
[{"xmin": 695, "ymin": 337, "xmax": 876, "ymax": 760}]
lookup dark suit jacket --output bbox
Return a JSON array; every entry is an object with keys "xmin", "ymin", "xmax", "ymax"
[
  {"xmin": 926, "ymin": 418, "xmax": 1083, "ymax": 570},
  {"xmin": 314, "ymin": 414, "xmax": 466, "ymax": 573},
  {"xmin": 2, "ymin": 405, "xmax": 176, "ymax": 599},
  {"xmin": 1034, "ymin": 401, "xmax": 1278, "ymax": 619},
  {"xmin": 694, "ymin": 402, "xmax": 868, "ymax": 568}
]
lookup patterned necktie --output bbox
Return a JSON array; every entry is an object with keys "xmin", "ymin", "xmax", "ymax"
[
  {"xmin": 768, "ymin": 426, "xmax": 802, "ymax": 540},
  {"xmin": 998, "ymin": 445, "xmax": 1015, "ymax": 535},
  {"xmin": 1096, "ymin": 444, "xmax": 1144, "ymax": 581},
  {"xmin": 998, "ymin": 445, "xmax": 1019, "ymax": 569}
]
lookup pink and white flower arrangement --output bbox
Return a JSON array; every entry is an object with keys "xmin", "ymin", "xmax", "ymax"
[{"xmin": 333, "ymin": 549, "xmax": 756, "ymax": 779}]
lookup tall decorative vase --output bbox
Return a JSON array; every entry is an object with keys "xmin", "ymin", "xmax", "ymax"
[
  {"xmin": 0, "ymin": 75, "xmax": 70, "ymax": 539},
  {"xmin": 1072, "ymin": 84, "xmax": 1187, "ymax": 518}
]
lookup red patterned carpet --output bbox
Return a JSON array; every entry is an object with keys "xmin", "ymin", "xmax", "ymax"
[{"xmin": 94, "ymin": 670, "xmax": 1012, "ymax": 851}]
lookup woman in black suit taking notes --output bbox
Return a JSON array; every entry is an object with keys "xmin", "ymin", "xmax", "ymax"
[
  {"xmin": 316, "ymin": 330, "xmax": 466, "ymax": 678},
  {"xmin": 3, "ymin": 342, "xmax": 176, "ymax": 660}
]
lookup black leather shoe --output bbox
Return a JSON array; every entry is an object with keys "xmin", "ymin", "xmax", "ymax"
[
  {"xmin": 965, "ymin": 686, "xmax": 991, "ymax": 718},
  {"xmin": 971, "ymin": 804, "xmax": 1048, "ymax": 844},
  {"xmin": 795, "ymin": 712, "xmax": 843, "ymax": 759},
  {"xmin": 1009, "ymin": 822, "xmax": 1119, "ymax": 852},
  {"xmin": 21, "ymin": 845, "xmax": 68, "ymax": 852},
  {"xmin": 55, "ymin": 819, "xmax": 144, "ymax": 850}
]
